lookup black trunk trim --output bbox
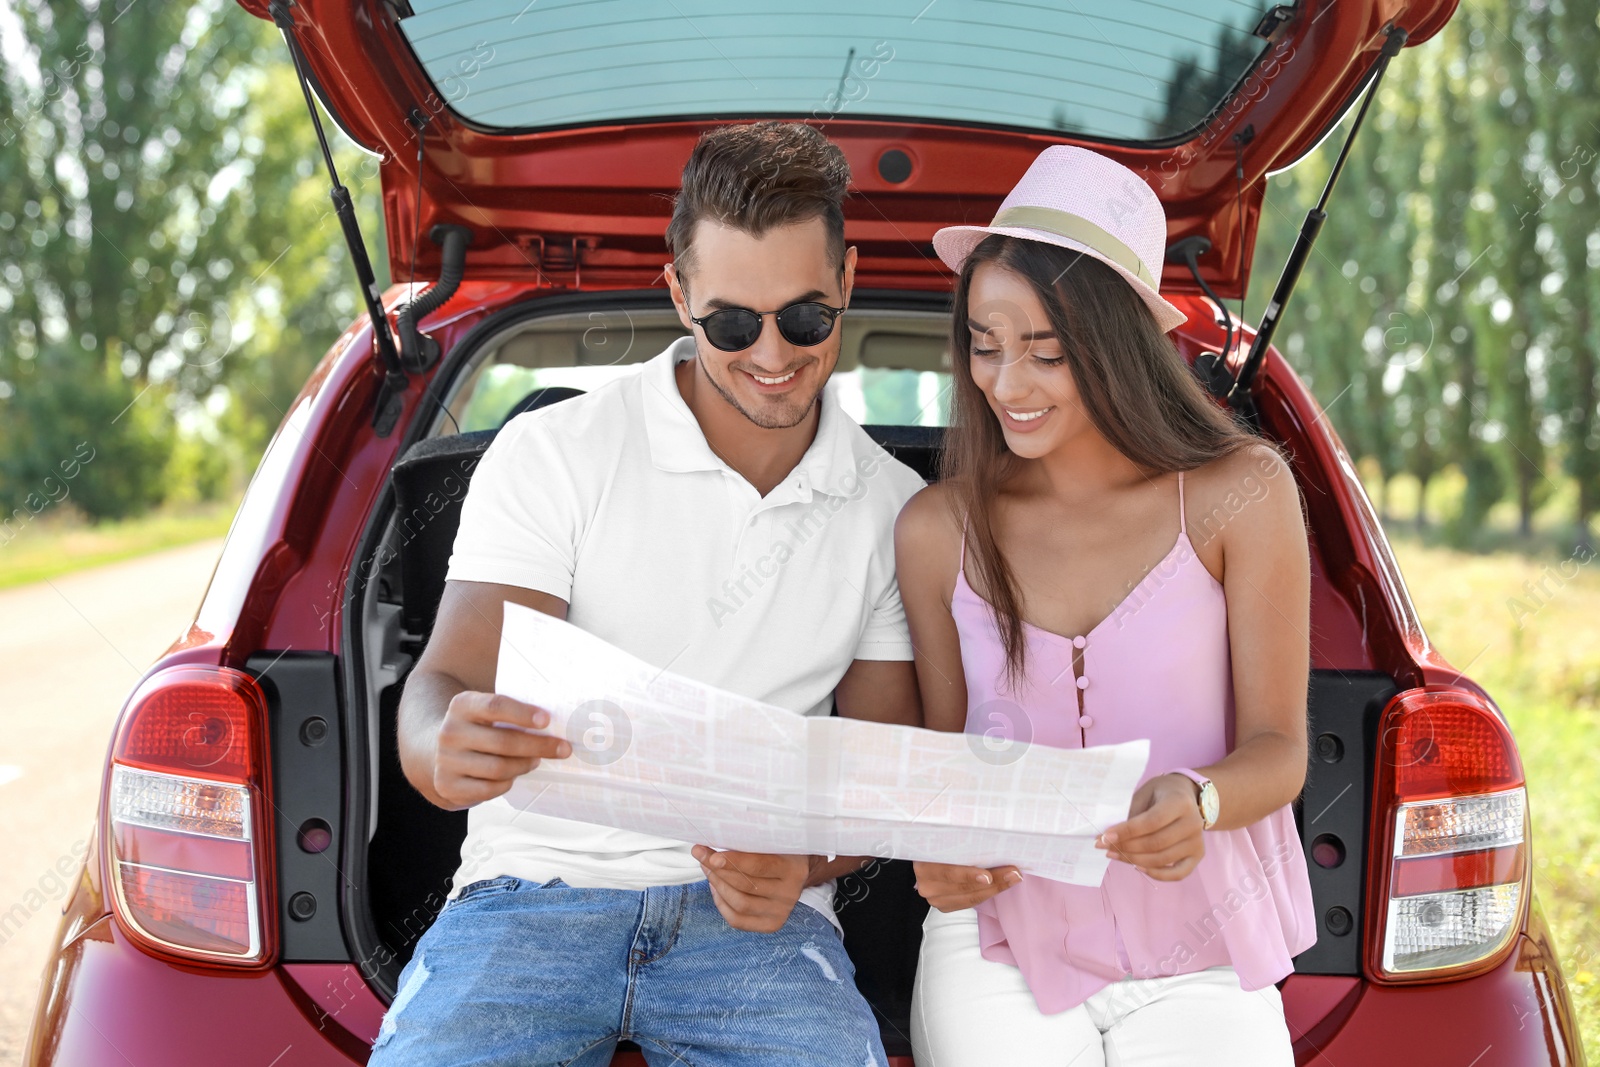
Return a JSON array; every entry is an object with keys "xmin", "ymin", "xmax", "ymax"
[{"xmin": 248, "ymin": 650, "xmax": 352, "ymax": 963}]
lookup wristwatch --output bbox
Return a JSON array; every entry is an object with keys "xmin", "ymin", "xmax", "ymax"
[{"xmin": 1172, "ymin": 768, "xmax": 1220, "ymax": 830}]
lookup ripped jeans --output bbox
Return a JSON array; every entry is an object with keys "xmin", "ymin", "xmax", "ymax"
[{"xmin": 368, "ymin": 875, "xmax": 888, "ymax": 1067}]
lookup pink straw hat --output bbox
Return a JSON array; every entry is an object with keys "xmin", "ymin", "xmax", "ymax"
[{"xmin": 932, "ymin": 145, "xmax": 1187, "ymax": 333}]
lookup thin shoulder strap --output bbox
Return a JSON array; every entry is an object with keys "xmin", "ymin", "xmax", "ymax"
[
  {"xmin": 958, "ymin": 513, "xmax": 969, "ymax": 572},
  {"xmin": 1177, "ymin": 470, "xmax": 1187, "ymax": 535}
]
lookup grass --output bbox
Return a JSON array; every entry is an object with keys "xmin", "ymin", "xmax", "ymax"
[
  {"xmin": 1388, "ymin": 532, "xmax": 1600, "ymax": 1055},
  {"xmin": 0, "ymin": 497, "xmax": 240, "ymax": 590}
]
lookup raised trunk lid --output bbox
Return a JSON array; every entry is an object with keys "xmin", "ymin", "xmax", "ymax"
[{"xmin": 238, "ymin": 0, "xmax": 1457, "ymax": 296}]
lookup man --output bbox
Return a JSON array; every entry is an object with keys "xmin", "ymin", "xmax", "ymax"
[{"xmin": 370, "ymin": 120, "xmax": 927, "ymax": 1067}]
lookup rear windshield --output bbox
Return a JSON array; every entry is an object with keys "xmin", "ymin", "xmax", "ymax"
[{"xmin": 399, "ymin": 0, "xmax": 1284, "ymax": 142}]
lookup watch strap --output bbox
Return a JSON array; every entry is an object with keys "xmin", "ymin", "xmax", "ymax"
[{"xmin": 1171, "ymin": 767, "xmax": 1218, "ymax": 828}]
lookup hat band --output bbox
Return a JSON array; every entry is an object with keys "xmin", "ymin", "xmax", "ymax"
[{"xmin": 989, "ymin": 205, "xmax": 1157, "ymax": 289}]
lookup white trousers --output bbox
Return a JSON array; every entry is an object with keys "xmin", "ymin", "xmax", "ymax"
[{"xmin": 910, "ymin": 906, "xmax": 1296, "ymax": 1067}]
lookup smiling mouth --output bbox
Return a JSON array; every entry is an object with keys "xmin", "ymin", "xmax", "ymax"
[
  {"xmin": 745, "ymin": 368, "xmax": 800, "ymax": 386},
  {"xmin": 1003, "ymin": 406, "xmax": 1054, "ymax": 422}
]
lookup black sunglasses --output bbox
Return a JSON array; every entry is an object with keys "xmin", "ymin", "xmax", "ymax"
[{"xmin": 686, "ymin": 294, "xmax": 846, "ymax": 352}]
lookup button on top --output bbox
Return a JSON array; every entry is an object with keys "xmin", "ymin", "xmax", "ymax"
[
  {"xmin": 1076, "ymin": 676, "xmax": 1089, "ymax": 690},
  {"xmin": 1072, "ymin": 635, "xmax": 1087, "ymax": 649}
]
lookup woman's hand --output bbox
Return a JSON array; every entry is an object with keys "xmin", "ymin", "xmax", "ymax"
[
  {"xmin": 1096, "ymin": 773, "xmax": 1205, "ymax": 881},
  {"xmin": 913, "ymin": 860, "xmax": 1023, "ymax": 911}
]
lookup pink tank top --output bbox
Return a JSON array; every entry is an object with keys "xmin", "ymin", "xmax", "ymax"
[{"xmin": 952, "ymin": 470, "xmax": 1317, "ymax": 1014}]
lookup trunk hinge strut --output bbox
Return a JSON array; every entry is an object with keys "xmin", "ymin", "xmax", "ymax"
[
  {"xmin": 269, "ymin": 0, "xmax": 410, "ymax": 433},
  {"xmin": 1202, "ymin": 23, "xmax": 1409, "ymax": 424}
]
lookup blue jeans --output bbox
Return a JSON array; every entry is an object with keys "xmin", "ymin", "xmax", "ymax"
[{"xmin": 368, "ymin": 875, "xmax": 889, "ymax": 1067}]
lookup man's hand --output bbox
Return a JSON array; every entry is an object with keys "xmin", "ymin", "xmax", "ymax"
[
  {"xmin": 1095, "ymin": 772, "xmax": 1205, "ymax": 881},
  {"xmin": 912, "ymin": 861, "xmax": 1022, "ymax": 911},
  {"xmin": 431, "ymin": 691, "xmax": 572, "ymax": 810},
  {"xmin": 691, "ymin": 846, "xmax": 816, "ymax": 933},
  {"xmin": 397, "ymin": 582, "xmax": 573, "ymax": 812}
]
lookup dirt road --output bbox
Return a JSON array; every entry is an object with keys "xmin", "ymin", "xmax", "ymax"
[{"xmin": 0, "ymin": 539, "xmax": 224, "ymax": 1066}]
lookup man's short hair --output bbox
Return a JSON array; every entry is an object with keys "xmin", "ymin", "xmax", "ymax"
[{"xmin": 665, "ymin": 120, "xmax": 851, "ymax": 277}]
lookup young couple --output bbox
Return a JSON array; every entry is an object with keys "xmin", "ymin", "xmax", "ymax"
[{"xmin": 372, "ymin": 120, "xmax": 1316, "ymax": 1067}]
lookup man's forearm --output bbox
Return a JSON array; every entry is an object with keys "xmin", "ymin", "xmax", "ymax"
[{"xmin": 396, "ymin": 668, "xmax": 468, "ymax": 809}]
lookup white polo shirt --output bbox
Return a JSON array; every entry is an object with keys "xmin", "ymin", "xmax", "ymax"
[{"xmin": 442, "ymin": 335, "xmax": 926, "ymax": 927}]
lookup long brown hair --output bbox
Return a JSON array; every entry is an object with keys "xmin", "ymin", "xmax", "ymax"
[{"xmin": 941, "ymin": 234, "xmax": 1268, "ymax": 689}]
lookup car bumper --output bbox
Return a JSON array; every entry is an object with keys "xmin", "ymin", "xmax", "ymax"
[
  {"xmin": 25, "ymin": 913, "xmax": 363, "ymax": 1066},
  {"xmin": 26, "ymin": 908, "xmax": 1583, "ymax": 1066},
  {"xmin": 1291, "ymin": 902, "xmax": 1585, "ymax": 1066}
]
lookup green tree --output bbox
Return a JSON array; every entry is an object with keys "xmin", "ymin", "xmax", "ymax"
[
  {"xmin": 0, "ymin": 3, "xmax": 387, "ymax": 519},
  {"xmin": 0, "ymin": 345, "xmax": 171, "ymax": 522},
  {"xmin": 1248, "ymin": 54, "xmax": 1423, "ymax": 522},
  {"xmin": 206, "ymin": 57, "xmax": 390, "ymax": 458},
  {"xmin": 1422, "ymin": 15, "xmax": 1504, "ymax": 544},
  {"xmin": 1351, "ymin": 87, "xmax": 1420, "ymax": 521},
  {"xmin": 1537, "ymin": 0, "xmax": 1600, "ymax": 552},
  {"xmin": 1471, "ymin": 0, "xmax": 1553, "ymax": 536}
]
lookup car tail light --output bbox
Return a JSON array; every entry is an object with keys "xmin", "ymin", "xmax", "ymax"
[
  {"xmin": 105, "ymin": 666, "xmax": 276, "ymax": 965},
  {"xmin": 1369, "ymin": 686, "xmax": 1528, "ymax": 980}
]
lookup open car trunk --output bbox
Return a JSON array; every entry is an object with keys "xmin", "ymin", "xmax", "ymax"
[
  {"xmin": 229, "ymin": 0, "xmax": 1466, "ymax": 1056},
  {"xmin": 307, "ymin": 287, "xmax": 1408, "ymax": 1059}
]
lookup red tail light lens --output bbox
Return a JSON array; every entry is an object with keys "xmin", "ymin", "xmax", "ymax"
[
  {"xmin": 114, "ymin": 670, "xmax": 261, "ymax": 781},
  {"xmin": 105, "ymin": 666, "xmax": 275, "ymax": 966},
  {"xmin": 1370, "ymin": 687, "xmax": 1528, "ymax": 981},
  {"xmin": 1384, "ymin": 695, "xmax": 1524, "ymax": 799}
]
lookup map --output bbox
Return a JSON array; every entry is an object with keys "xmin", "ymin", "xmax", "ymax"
[{"xmin": 497, "ymin": 603, "xmax": 1150, "ymax": 886}]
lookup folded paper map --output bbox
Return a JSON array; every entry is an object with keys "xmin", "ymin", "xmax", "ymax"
[{"xmin": 496, "ymin": 603, "xmax": 1150, "ymax": 886}]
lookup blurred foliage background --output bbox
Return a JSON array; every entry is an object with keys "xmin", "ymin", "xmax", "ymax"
[
  {"xmin": 0, "ymin": 0, "xmax": 382, "ymax": 529},
  {"xmin": 1246, "ymin": 0, "xmax": 1599, "ymax": 554}
]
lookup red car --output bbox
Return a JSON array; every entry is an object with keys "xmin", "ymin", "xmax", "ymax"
[{"xmin": 24, "ymin": 0, "xmax": 1587, "ymax": 1064}]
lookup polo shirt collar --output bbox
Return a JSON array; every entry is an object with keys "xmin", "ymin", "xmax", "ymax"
[
  {"xmin": 639, "ymin": 336, "xmax": 875, "ymax": 499},
  {"xmin": 640, "ymin": 336, "xmax": 725, "ymax": 474}
]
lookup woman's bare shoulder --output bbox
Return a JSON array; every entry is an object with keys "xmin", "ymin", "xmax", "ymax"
[
  {"xmin": 894, "ymin": 481, "xmax": 965, "ymax": 577},
  {"xmin": 1184, "ymin": 443, "xmax": 1305, "ymax": 556}
]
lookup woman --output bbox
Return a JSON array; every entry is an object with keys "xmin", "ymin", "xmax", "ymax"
[{"xmin": 897, "ymin": 146, "xmax": 1317, "ymax": 1065}]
